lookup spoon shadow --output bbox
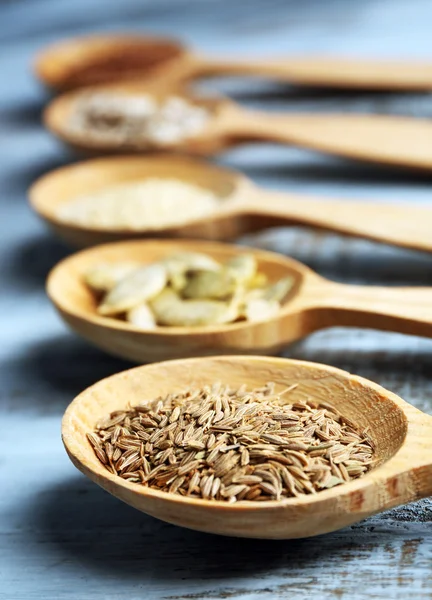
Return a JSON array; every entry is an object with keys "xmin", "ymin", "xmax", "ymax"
[
  {"xmin": 1, "ymin": 155, "xmax": 75, "ymax": 202},
  {"xmin": 10, "ymin": 220, "xmax": 432, "ymax": 292},
  {"xmin": 26, "ymin": 334, "xmax": 132, "ymax": 392},
  {"xmin": 1, "ymin": 98, "xmax": 47, "ymax": 128},
  {"xmin": 32, "ymin": 475, "xmax": 432, "ymax": 586},
  {"xmin": 7, "ymin": 225, "xmax": 431, "ymax": 292},
  {"xmin": 7, "ymin": 335, "xmax": 133, "ymax": 414},
  {"xmin": 240, "ymin": 227, "xmax": 432, "ymax": 285},
  {"xmin": 233, "ymin": 154, "xmax": 432, "ymax": 185},
  {"xmin": 197, "ymin": 78, "xmax": 401, "ymax": 104},
  {"xmin": 4, "ymin": 234, "xmax": 71, "ymax": 290},
  {"xmin": 228, "ymin": 87, "xmax": 432, "ymax": 119},
  {"xmin": 227, "ymin": 85, "xmax": 427, "ymax": 103}
]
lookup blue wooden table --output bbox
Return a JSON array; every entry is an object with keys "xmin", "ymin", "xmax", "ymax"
[{"xmin": 1, "ymin": 1, "xmax": 432, "ymax": 598}]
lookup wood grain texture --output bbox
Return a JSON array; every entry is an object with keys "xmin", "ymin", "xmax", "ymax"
[{"xmin": 2, "ymin": 0, "xmax": 432, "ymax": 597}]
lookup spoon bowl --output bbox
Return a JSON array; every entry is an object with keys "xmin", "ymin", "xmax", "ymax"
[
  {"xmin": 43, "ymin": 85, "xmax": 227, "ymax": 155},
  {"xmin": 35, "ymin": 34, "xmax": 186, "ymax": 91},
  {"xmin": 62, "ymin": 354, "xmax": 432, "ymax": 538},
  {"xmin": 47, "ymin": 239, "xmax": 304, "ymax": 362},
  {"xmin": 30, "ymin": 155, "xmax": 249, "ymax": 248},
  {"xmin": 47, "ymin": 239, "xmax": 432, "ymax": 363}
]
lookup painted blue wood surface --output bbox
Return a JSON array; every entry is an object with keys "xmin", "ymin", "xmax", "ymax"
[{"xmin": 1, "ymin": 1, "xmax": 432, "ymax": 598}]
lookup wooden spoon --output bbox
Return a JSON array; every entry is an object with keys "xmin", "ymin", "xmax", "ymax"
[
  {"xmin": 35, "ymin": 33, "xmax": 432, "ymax": 92},
  {"xmin": 47, "ymin": 239, "xmax": 432, "ymax": 363},
  {"xmin": 62, "ymin": 354, "xmax": 432, "ymax": 539},
  {"xmin": 44, "ymin": 87, "xmax": 432, "ymax": 171},
  {"xmin": 30, "ymin": 154, "xmax": 432, "ymax": 253}
]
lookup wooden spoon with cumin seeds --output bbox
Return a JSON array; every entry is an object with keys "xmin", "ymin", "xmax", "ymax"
[{"xmin": 62, "ymin": 355, "xmax": 432, "ymax": 539}]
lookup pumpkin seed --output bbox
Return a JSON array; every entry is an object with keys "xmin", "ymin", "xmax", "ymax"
[
  {"xmin": 243, "ymin": 298, "xmax": 280, "ymax": 323},
  {"xmin": 247, "ymin": 272, "xmax": 268, "ymax": 289},
  {"xmin": 263, "ymin": 276, "xmax": 295, "ymax": 302},
  {"xmin": 98, "ymin": 263, "xmax": 167, "ymax": 315},
  {"xmin": 162, "ymin": 252, "xmax": 220, "ymax": 278},
  {"xmin": 84, "ymin": 261, "xmax": 141, "ymax": 293},
  {"xmin": 224, "ymin": 254, "xmax": 257, "ymax": 282},
  {"xmin": 182, "ymin": 269, "xmax": 236, "ymax": 300},
  {"xmin": 150, "ymin": 288, "xmax": 238, "ymax": 327},
  {"xmin": 85, "ymin": 250, "xmax": 293, "ymax": 328},
  {"xmin": 126, "ymin": 303, "xmax": 157, "ymax": 330},
  {"xmin": 170, "ymin": 271, "xmax": 188, "ymax": 292}
]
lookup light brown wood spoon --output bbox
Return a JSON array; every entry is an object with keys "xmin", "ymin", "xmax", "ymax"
[
  {"xmin": 62, "ymin": 354, "xmax": 432, "ymax": 539},
  {"xmin": 30, "ymin": 154, "xmax": 432, "ymax": 252},
  {"xmin": 45, "ymin": 87, "xmax": 432, "ymax": 171},
  {"xmin": 35, "ymin": 33, "xmax": 432, "ymax": 92},
  {"xmin": 47, "ymin": 239, "xmax": 432, "ymax": 364}
]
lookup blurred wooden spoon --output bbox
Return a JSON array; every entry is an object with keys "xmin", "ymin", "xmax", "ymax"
[
  {"xmin": 30, "ymin": 154, "xmax": 432, "ymax": 252},
  {"xmin": 35, "ymin": 33, "xmax": 432, "ymax": 92},
  {"xmin": 45, "ymin": 87, "xmax": 432, "ymax": 171}
]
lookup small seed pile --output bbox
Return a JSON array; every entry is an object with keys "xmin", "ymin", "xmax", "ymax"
[
  {"xmin": 84, "ymin": 251, "xmax": 294, "ymax": 327},
  {"xmin": 68, "ymin": 92, "xmax": 210, "ymax": 148},
  {"xmin": 88, "ymin": 382, "xmax": 375, "ymax": 502},
  {"xmin": 57, "ymin": 178, "xmax": 220, "ymax": 230}
]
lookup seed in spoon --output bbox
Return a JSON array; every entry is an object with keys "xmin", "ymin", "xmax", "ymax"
[
  {"xmin": 243, "ymin": 298, "xmax": 280, "ymax": 323},
  {"xmin": 182, "ymin": 269, "xmax": 236, "ymax": 300},
  {"xmin": 84, "ymin": 251, "xmax": 293, "ymax": 327},
  {"xmin": 89, "ymin": 382, "xmax": 375, "ymax": 502},
  {"xmin": 57, "ymin": 178, "xmax": 220, "ymax": 231},
  {"xmin": 225, "ymin": 254, "xmax": 257, "ymax": 282},
  {"xmin": 150, "ymin": 288, "xmax": 238, "ymax": 326},
  {"xmin": 170, "ymin": 271, "xmax": 188, "ymax": 292},
  {"xmin": 263, "ymin": 276, "xmax": 295, "ymax": 302},
  {"xmin": 246, "ymin": 272, "xmax": 268, "ymax": 289},
  {"xmin": 126, "ymin": 303, "xmax": 157, "ymax": 330},
  {"xmin": 162, "ymin": 252, "xmax": 220, "ymax": 277},
  {"xmin": 98, "ymin": 263, "xmax": 167, "ymax": 315},
  {"xmin": 68, "ymin": 93, "xmax": 211, "ymax": 149},
  {"xmin": 246, "ymin": 276, "xmax": 295, "ymax": 303},
  {"xmin": 84, "ymin": 261, "xmax": 141, "ymax": 293}
]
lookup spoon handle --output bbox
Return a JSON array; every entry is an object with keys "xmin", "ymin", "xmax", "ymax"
[
  {"xmin": 192, "ymin": 55, "xmax": 432, "ymax": 91},
  {"xmin": 307, "ymin": 281, "xmax": 432, "ymax": 339},
  {"xmin": 246, "ymin": 191, "xmax": 432, "ymax": 253},
  {"xmin": 225, "ymin": 111, "xmax": 432, "ymax": 171}
]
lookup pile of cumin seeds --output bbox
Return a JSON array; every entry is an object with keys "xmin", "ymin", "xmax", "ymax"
[{"xmin": 88, "ymin": 382, "xmax": 375, "ymax": 502}]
